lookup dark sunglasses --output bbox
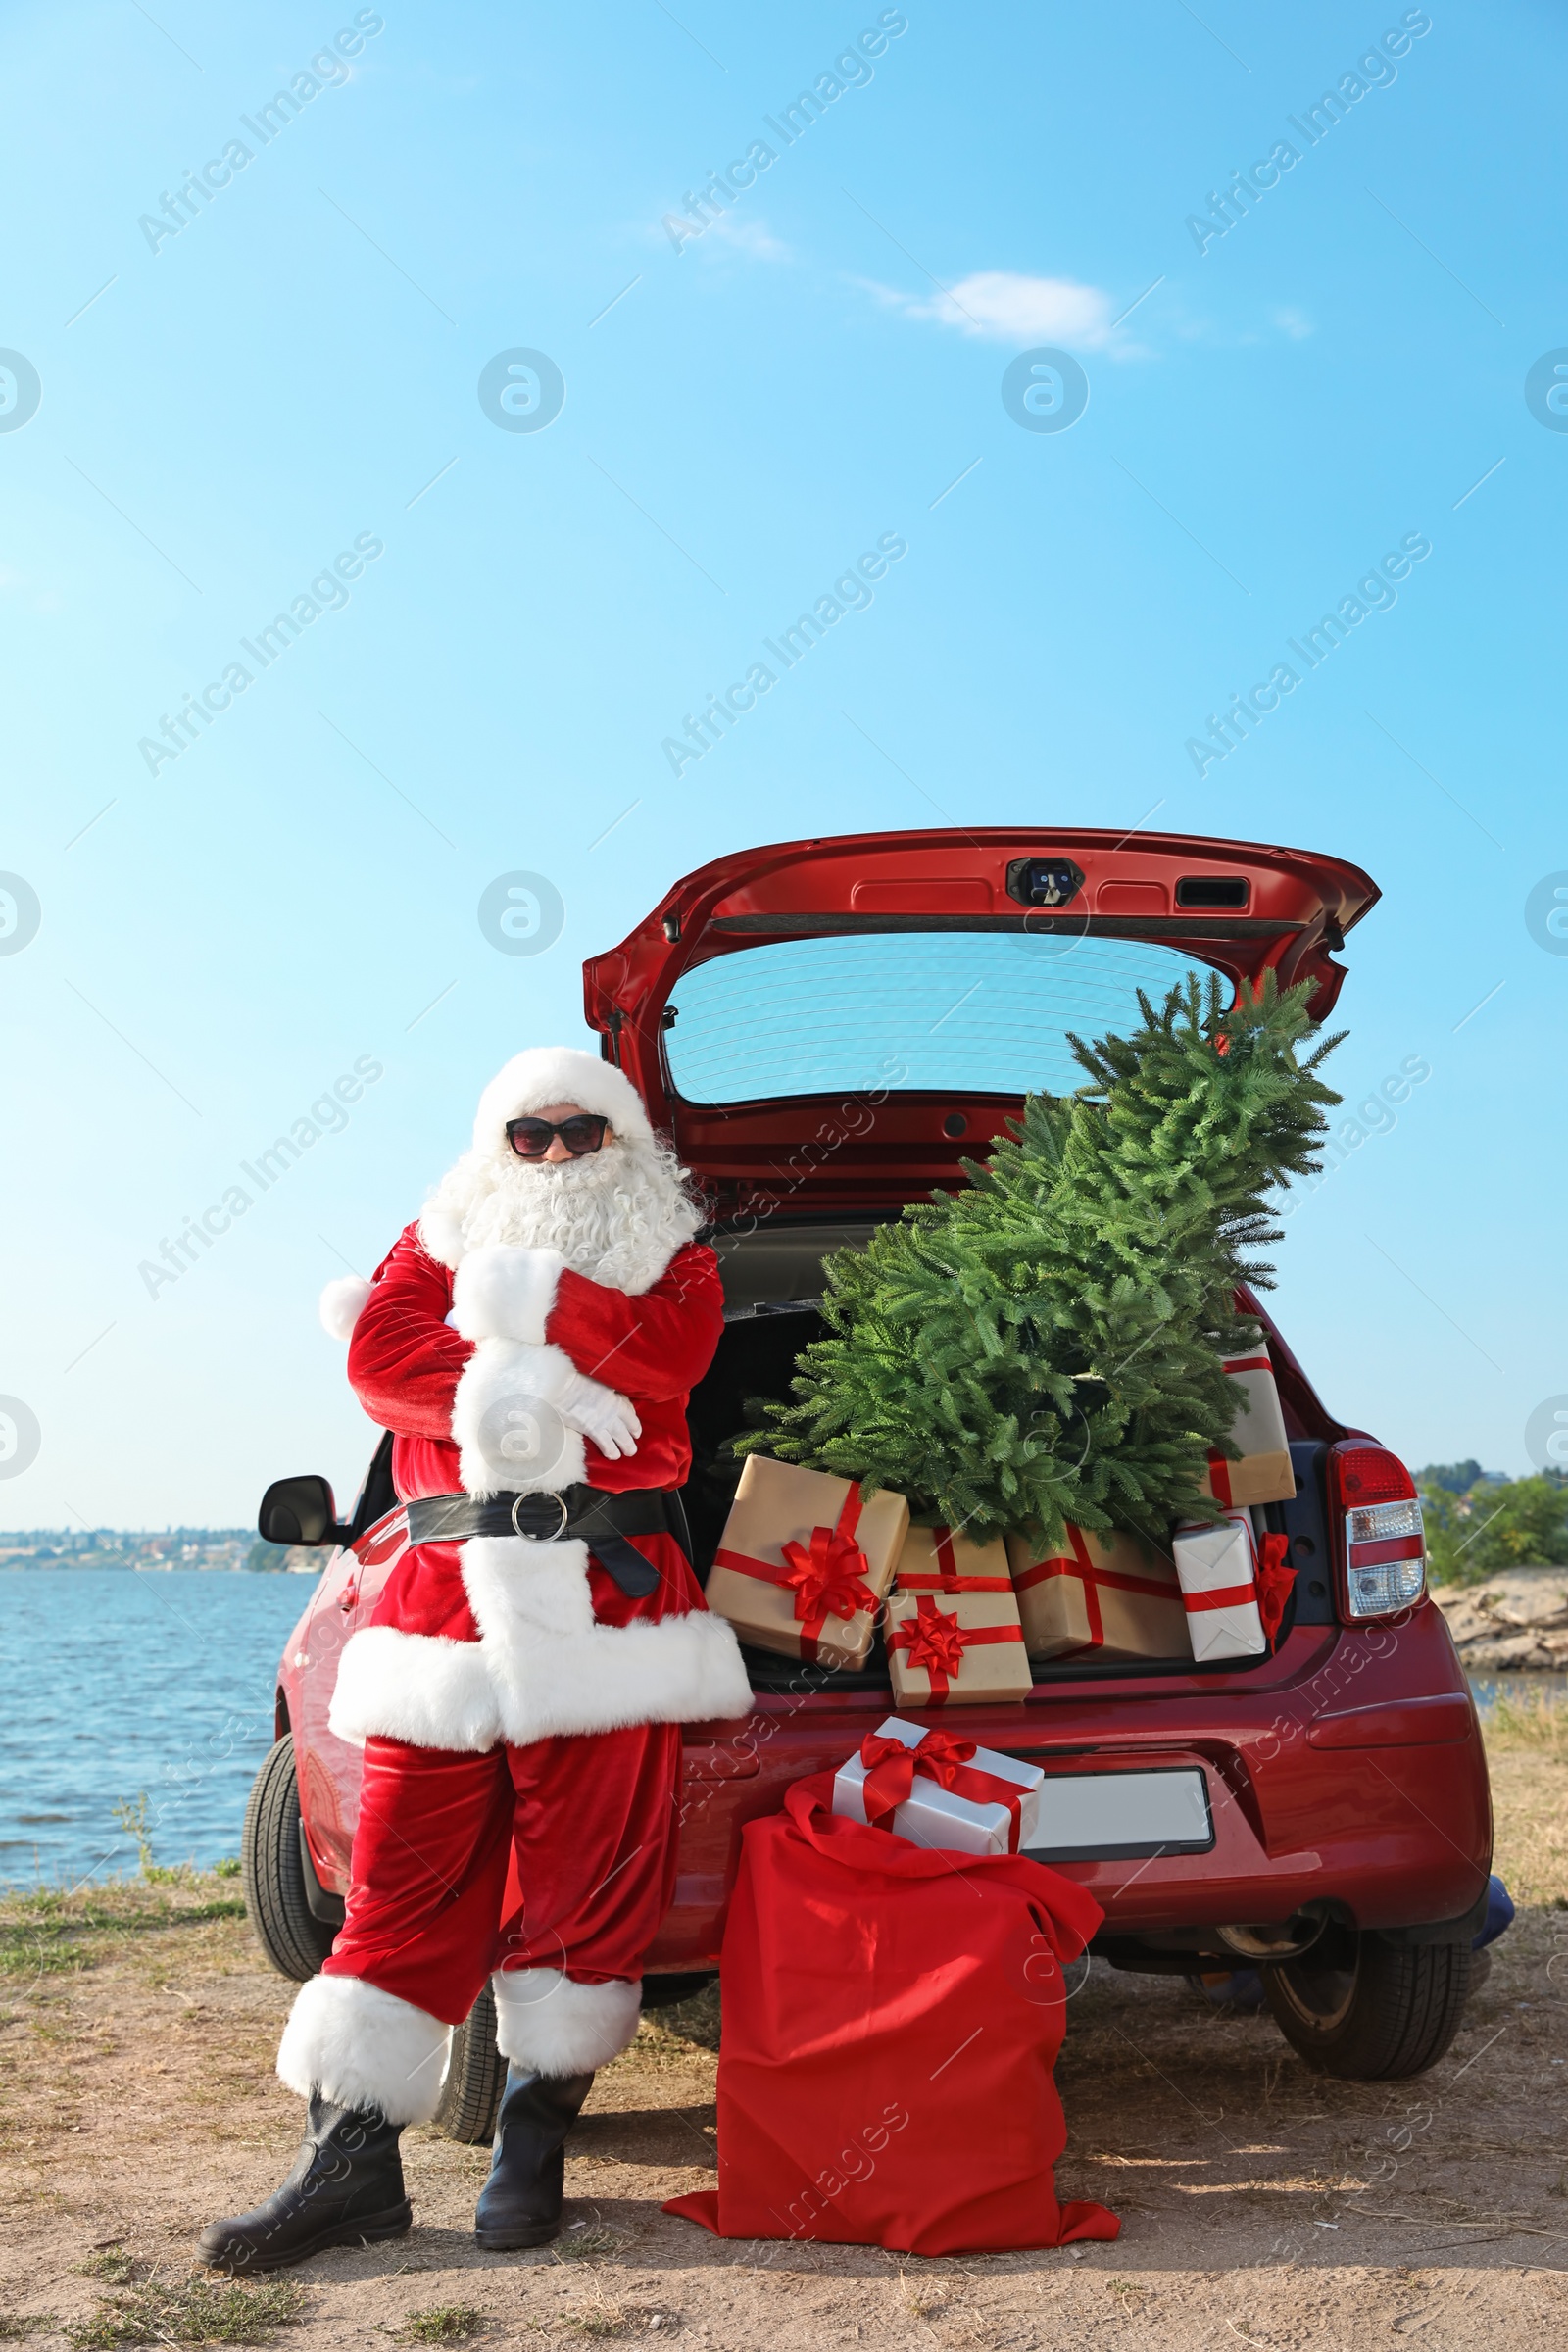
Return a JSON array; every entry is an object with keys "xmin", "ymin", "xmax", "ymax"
[{"xmin": 505, "ymin": 1113, "xmax": 610, "ymax": 1159}]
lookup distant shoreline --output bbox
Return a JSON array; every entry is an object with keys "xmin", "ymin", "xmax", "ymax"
[{"xmin": 0, "ymin": 1560, "xmax": 319, "ymax": 1573}]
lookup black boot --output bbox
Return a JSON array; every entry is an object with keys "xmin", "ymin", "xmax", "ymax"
[
  {"xmin": 474, "ymin": 2067, "xmax": 595, "ymax": 2251},
  {"xmin": 198, "ymin": 2094, "xmax": 412, "ymax": 2273}
]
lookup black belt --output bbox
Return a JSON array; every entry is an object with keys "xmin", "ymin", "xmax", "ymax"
[{"xmin": 404, "ymin": 1485, "xmax": 692, "ymax": 1600}]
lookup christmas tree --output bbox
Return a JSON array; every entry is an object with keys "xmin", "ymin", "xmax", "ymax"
[{"xmin": 745, "ymin": 969, "xmax": 1341, "ymax": 1550}]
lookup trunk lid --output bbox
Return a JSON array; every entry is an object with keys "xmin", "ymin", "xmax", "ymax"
[{"xmin": 582, "ymin": 826, "xmax": 1376, "ymax": 1216}]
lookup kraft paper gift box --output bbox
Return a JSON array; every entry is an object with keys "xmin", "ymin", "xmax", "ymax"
[
  {"xmin": 884, "ymin": 1526, "xmax": 1032, "ymax": 1706},
  {"xmin": 896, "ymin": 1523, "xmax": 1013, "ymax": 1590},
  {"xmin": 1004, "ymin": 1523, "xmax": 1189, "ymax": 1662},
  {"xmin": 707, "ymin": 1454, "xmax": 909, "ymax": 1669},
  {"xmin": 1172, "ymin": 1508, "xmax": 1269, "ymax": 1661},
  {"xmin": 833, "ymin": 1714, "xmax": 1046, "ymax": 1856},
  {"xmin": 1200, "ymin": 1340, "xmax": 1297, "ymax": 1507}
]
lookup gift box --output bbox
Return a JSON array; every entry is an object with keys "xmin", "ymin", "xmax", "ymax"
[
  {"xmin": 1200, "ymin": 1342, "xmax": 1296, "ymax": 1507},
  {"xmin": 708, "ymin": 1454, "xmax": 909, "ymax": 1668},
  {"xmin": 1004, "ymin": 1523, "xmax": 1188, "ymax": 1662},
  {"xmin": 833, "ymin": 1715, "xmax": 1046, "ymax": 1855},
  {"xmin": 885, "ymin": 1528, "xmax": 1032, "ymax": 1706},
  {"xmin": 1172, "ymin": 1508, "xmax": 1296, "ymax": 1661},
  {"xmin": 897, "ymin": 1523, "xmax": 1012, "ymax": 1590}
]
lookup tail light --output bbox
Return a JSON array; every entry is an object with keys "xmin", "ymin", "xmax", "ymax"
[{"xmin": 1328, "ymin": 1443, "xmax": 1427, "ymax": 1620}]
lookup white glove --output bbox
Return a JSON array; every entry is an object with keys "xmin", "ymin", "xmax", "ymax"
[{"xmin": 555, "ymin": 1365, "xmax": 641, "ymax": 1461}]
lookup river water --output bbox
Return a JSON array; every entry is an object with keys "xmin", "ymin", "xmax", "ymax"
[{"xmin": 0, "ymin": 1568, "xmax": 315, "ymax": 1889}]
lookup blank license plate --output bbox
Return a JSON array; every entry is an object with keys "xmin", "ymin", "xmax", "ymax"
[{"xmin": 1021, "ymin": 1768, "xmax": 1214, "ymax": 1862}]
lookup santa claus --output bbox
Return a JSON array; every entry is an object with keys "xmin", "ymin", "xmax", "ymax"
[{"xmin": 201, "ymin": 1048, "xmax": 751, "ymax": 2271}]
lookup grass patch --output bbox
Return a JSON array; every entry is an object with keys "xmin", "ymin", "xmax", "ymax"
[
  {"xmin": 1484, "ymin": 1686, "xmax": 1568, "ymax": 1759},
  {"xmin": 613, "ymin": 1981, "xmax": 720, "ymax": 2074},
  {"xmin": 0, "ymin": 2322, "xmax": 54, "ymax": 2341},
  {"xmin": 0, "ymin": 1878, "xmax": 246, "ymax": 1983},
  {"xmin": 65, "ymin": 2274, "xmax": 303, "ymax": 2349},
  {"xmin": 561, "ymin": 2302, "xmax": 634, "ymax": 2341},
  {"xmin": 554, "ymin": 2228, "xmax": 622, "ymax": 2262},
  {"xmin": 399, "ymin": 2309, "xmax": 485, "ymax": 2344},
  {"xmin": 76, "ymin": 2253, "xmax": 141, "ymax": 2287}
]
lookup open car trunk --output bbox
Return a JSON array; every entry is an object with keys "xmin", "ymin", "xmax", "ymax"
[{"xmin": 679, "ymin": 1217, "xmax": 1348, "ymax": 1691}]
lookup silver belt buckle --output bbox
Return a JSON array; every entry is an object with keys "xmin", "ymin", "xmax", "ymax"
[{"xmin": 511, "ymin": 1490, "xmax": 570, "ymax": 1543}]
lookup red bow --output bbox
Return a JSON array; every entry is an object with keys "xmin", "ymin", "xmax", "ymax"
[
  {"xmin": 777, "ymin": 1524, "xmax": 876, "ymax": 1628},
  {"xmin": 858, "ymin": 1728, "xmax": 977, "ymax": 1826},
  {"xmin": 890, "ymin": 1601, "xmax": 968, "ymax": 1681},
  {"xmin": 857, "ymin": 1727, "xmax": 1027, "ymax": 1849},
  {"xmin": 1254, "ymin": 1531, "xmax": 1296, "ymax": 1643}
]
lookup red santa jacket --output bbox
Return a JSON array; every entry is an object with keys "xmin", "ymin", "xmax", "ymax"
[
  {"xmin": 347, "ymin": 1221, "xmax": 724, "ymax": 1505},
  {"xmin": 327, "ymin": 1223, "xmax": 751, "ymax": 1754}
]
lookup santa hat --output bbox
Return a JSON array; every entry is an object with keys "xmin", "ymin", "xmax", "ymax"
[
  {"xmin": 318, "ymin": 1048, "xmax": 655, "ymax": 1335},
  {"xmin": 470, "ymin": 1046, "xmax": 652, "ymax": 1160}
]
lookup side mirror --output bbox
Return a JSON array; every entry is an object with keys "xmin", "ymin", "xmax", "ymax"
[{"xmin": 259, "ymin": 1474, "xmax": 353, "ymax": 1548}]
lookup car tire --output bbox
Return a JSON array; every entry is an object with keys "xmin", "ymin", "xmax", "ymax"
[
  {"xmin": 242, "ymin": 1734, "xmax": 337, "ymax": 1983},
  {"xmin": 432, "ymin": 1982, "xmax": 506, "ymax": 2145},
  {"xmin": 1261, "ymin": 1929, "xmax": 1472, "ymax": 2080}
]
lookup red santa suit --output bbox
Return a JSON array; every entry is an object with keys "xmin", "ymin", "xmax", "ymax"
[{"xmin": 275, "ymin": 1049, "xmax": 752, "ymax": 2125}]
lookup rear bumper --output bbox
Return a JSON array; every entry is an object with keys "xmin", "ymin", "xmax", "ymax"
[{"xmin": 647, "ymin": 1605, "xmax": 1492, "ymax": 1970}]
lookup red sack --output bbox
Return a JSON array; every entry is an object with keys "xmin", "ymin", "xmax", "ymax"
[{"xmin": 663, "ymin": 1775, "xmax": 1119, "ymax": 2255}]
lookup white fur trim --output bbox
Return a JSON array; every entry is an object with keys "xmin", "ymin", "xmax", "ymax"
[
  {"xmin": 463, "ymin": 1536, "xmax": 754, "ymax": 1743},
  {"xmin": 473, "ymin": 1049, "xmax": 652, "ymax": 1156},
  {"xmin": 450, "ymin": 1339, "xmax": 589, "ymax": 1500},
  {"xmin": 326, "ymin": 1544, "xmax": 753, "ymax": 1750},
  {"xmin": 328, "ymin": 1625, "xmax": 502, "ymax": 1751},
  {"xmin": 418, "ymin": 1203, "xmax": 465, "ymax": 1270},
  {"xmin": 276, "ymin": 1972, "xmax": 452, "ymax": 2125},
  {"xmin": 492, "ymin": 1968, "xmax": 642, "ymax": 2076},
  {"xmin": 319, "ymin": 1274, "xmax": 372, "ymax": 1341},
  {"xmin": 451, "ymin": 1244, "xmax": 566, "ymax": 1347}
]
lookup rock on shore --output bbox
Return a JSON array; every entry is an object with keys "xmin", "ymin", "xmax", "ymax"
[{"xmin": 1433, "ymin": 1565, "xmax": 1568, "ymax": 1671}]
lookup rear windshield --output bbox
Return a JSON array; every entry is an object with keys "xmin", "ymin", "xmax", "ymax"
[{"xmin": 663, "ymin": 932, "xmax": 1225, "ymax": 1103}]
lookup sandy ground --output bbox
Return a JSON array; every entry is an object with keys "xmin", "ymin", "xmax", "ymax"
[{"xmin": 1, "ymin": 1721, "xmax": 1564, "ymax": 2351}]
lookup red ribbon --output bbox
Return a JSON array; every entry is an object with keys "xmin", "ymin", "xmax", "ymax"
[
  {"xmin": 1011, "ymin": 1522, "xmax": 1178, "ymax": 1657},
  {"xmin": 713, "ymin": 1484, "xmax": 874, "ymax": 1663},
  {"xmin": 1180, "ymin": 1531, "xmax": 1296, "ymax": 1645},
  {"xmin": 887, "ymin": 1594, "xmax": 1025, "ymax": 1702},
  {"xmin": 858, "ymin": 1728, "xmax": 1027, "ymax": 1851},
  {"xmin": 1206, "ymin": 1452, "xmax": 1236, "ymax": 1508},
  {"xmin": 897, "ymin": 1524, "xmax": 1011, "ymax": 1593},
  {"xmin": 1183, "ymin": 1582, "xmax": 1260, "ymax": 1612},
  {"xmin": 1255, "ymin": 1530, "xmax": 1296, "ymax": 1642}
]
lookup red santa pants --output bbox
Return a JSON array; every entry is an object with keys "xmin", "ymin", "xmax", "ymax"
[{"xmin": 322, "ymin": 1721, "xmax": 682, "ymax": 2028}]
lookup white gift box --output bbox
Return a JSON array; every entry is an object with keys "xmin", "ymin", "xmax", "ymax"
[
  {"xmin": 832, "ymin": 1715, "xmax": 1045, "ymax": 1856},
  {"xmin": 1172, "ymin": 1510, "xmax": 1267, "ymax": 1661}
]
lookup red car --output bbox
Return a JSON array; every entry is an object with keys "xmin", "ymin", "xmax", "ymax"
[{"xmin": 243, "ymin": 826, "xmax": 1490, "ymax": 2141}]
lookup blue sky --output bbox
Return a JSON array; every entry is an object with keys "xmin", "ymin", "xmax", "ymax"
[{"xmin": 1, "ymin": 0, "xmax": 1563, "ymax": 1528}]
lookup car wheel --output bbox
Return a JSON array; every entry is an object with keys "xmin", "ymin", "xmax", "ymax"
[
  {"xmin": 241, "ymin": 1735, "xmax": 337, "ymax": 1983},
  {"xmin": 432, "ymin": 1982, "xmax": 506, "ymax": 2145},
  {"xmin": 1261, "ymin": 1927, "xmax": 1472, "ymax": 2080}
]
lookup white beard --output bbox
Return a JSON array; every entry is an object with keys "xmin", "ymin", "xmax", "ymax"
[{"xmin": 419, "ymin": 1134, "xmax": 702, "ymax": 1296}]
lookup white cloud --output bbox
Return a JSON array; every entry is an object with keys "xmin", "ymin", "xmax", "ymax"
[
  {"xmin": 1272, "ymin": 305, "xmax": 1313, "ymax": 340},
  {"xmin": 702, "ymin": 213, "xmax": 790, "ymax": 263},
  {"xmin": 873, "ymin": 270, "xmax": 1121, "ymax": 348}
]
